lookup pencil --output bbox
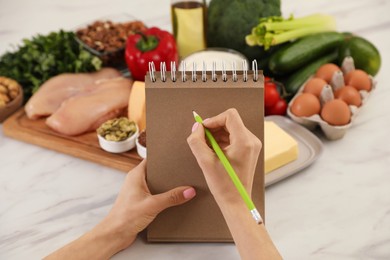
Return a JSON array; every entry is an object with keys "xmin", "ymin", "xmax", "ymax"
[{"xmin": 192, "ymin": 111, "xmax": 263, "ymax": 224}]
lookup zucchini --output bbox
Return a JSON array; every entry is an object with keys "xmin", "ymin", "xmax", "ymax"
[
  {"xmin": 269, "ymin": 32, "xmax": 344, "ymax": 75},
  {"xmin": 338, "ymin": 35, "xmax": 381, "ymax": 76},
  {"xmin": 284, "ymin": 51, "xmax": 338, "ymax": 95}
]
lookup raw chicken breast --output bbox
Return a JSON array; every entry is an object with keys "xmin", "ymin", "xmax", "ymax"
[
  {"xmin": 46, "ymin": 78, "xmax": 132, "ymax": 136},
  {"xmin": 25, "ymin": 68, "xmax": 121, "ymax": 119}
]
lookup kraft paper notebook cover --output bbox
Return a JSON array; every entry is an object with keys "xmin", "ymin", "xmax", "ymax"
[{"xmin": 145, "ymin": 63, "xmax": 264, "ymax": 242}]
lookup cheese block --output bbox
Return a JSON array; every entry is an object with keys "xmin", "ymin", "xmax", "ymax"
[
  {"xmin": 128, "ymin": 81, "xmax": 146, "ymax": 131},
  {"xmin": 265, "ymin": 121, "xmax": 299, "ymax": 174}
]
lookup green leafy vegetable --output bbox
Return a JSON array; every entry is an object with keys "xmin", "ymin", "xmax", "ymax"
[
  {"xmin": 207, "ymin": 0, "xmax": 281, "ymax": 67},
  {"xmin": 0, "ymin": 30, "xmax": 102, "ymax": 100},
  {"xmin": 246, "ymin": 14, "xmax": 336, "ymax": 50}
]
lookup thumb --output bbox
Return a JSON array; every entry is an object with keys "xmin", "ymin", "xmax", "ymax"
[{"xmin": 150, "ymin": 186, "xmax": 196, "ymax": 214}]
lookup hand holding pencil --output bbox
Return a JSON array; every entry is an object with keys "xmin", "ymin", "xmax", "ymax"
[{"xmin": 187, "ymin": 108, "xmax": 263, "ymax": 224}]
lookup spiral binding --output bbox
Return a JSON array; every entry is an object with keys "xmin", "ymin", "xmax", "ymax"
[{"xmin": 148, "ymin": 60, "xmax": 259, "ymax": 83}]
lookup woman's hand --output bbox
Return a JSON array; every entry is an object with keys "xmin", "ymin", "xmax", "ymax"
[
  {"xmin": 102, "ymin": 160, "xmax": 196, "ymax": 250},
  {"xmin": 45, "ymin": 161, "xmax": 196, "ymax": 259},
  {"xmin": 187, "ymin": 108, "xmax": 262, "ymax": 205},
  {"xmin": 187, "ymin": 109, "xmax": 281, "ymax": 260}
]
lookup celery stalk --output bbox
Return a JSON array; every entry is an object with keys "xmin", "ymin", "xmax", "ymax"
[{"xmin": 246, "ymin": 14, "xmax": 337, "ymax": 50}]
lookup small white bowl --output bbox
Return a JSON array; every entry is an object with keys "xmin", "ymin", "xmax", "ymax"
[
  {"xmin": 136, "ymin": 136, "xmax": 146, "ymax": 158},
  {"xmin": 182, "ymin": 48, "xmax": 248, "ymax": 71},
  {"xmin": 97, "ymin": 126, "xmax": 139, "ymax": 153}
]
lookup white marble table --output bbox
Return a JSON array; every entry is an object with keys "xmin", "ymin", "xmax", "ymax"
[{"xmin": 1, "ymin": 0, "xmax": 389, "ymax": 259}]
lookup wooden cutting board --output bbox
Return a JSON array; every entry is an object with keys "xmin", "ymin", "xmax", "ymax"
[{"xmin": 2, "ymin": 108, "xmax": 142, "ymax": 172}]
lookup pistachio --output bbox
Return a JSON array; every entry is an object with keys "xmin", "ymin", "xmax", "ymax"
[
  {"xmin": 97, "ymin": 117, "xmax": 137, "ymax": 142},
  {"xmin": 105, "ymin": 134, "xmax": 118, "ymax": 141}
]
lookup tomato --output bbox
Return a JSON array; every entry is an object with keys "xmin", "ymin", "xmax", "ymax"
[
  {"xmin": 264, "ymin": 82, "xmax": 279, "ymax": 108},
  {"xmin": 264, "ymin": 76, "xmax": 288, "ymax": 116},
  {"xmin": 264, "ymin": 81, "xmax": 276, "ymax": 89},
  {"xmin": 266, "ymin": 98, "xmax": 288, "ymax": 116}
]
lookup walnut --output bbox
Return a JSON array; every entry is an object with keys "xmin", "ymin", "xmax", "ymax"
[
  {"xmin": 0, "ymin": 99, "xmax": 6, "ymax": 108},
  {"xmin": 0, "ymin": 77, "xmax": 21, "ymax": 106},
  {"xmin": 9, "ymin": 90, "xmax": 19, "ymax": 99},
  {"xmin": 76, "ymin": 20, "xmax": 147, "ymax": 53},
  {"xmin": 0, "ymin": 93, "xmax": 10, "ymax": 103},
  {"xmin": 0, "ymin": 84, "xmax": 8, "ymax": 94}
]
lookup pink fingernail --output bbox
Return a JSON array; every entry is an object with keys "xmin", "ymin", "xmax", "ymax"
[
  {"xmin": 192, "ymin": 122, "xmax": 199, "ymax": 132},
  {"xmin": 183, "ymin": 188, "xmax": 196, "ymax": 199},
  {"xmin": 203, "ymin": 118, "xmax": 210, "ymax": 123}
]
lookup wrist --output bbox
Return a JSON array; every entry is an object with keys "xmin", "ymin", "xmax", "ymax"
[
  {"xmin": 212, "ymin": 186, "xmax": 250, "ymax": 209},
  {"xmin": 214, "ymin": 194, "xmax": 248, "ymax": 214},
  {"xmin": 209, "ymin": 177, "xmax": 254, "ymax": 209},
  {"xmin": 44, "ymin": 217, "xmax": 132, "ymax": 259},
  {"xmin": 93, "ymin": 216, "xmax": 137, "ymax": 255}
]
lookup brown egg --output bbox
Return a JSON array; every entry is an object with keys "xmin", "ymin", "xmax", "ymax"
[
  {"xmin": 291, "ymin": 93, "xmax": 321, "ymax": 117},
  {"xmin": 335, "ymin": 86, "xmax": 362, "ymax": 107},
  {"xmin": 321, "ymin": 99, "xmax": 351, "ymax": 126},
  {"xmin": 315, "ymin": 63, "xmax": 341, "ymax": 83},
  {"xmin": 345, "ymin": 69, "xmax": 371, "ymax": 92},
  {"xmin": 303, "ymin": 78, "xmax": 328, "ymax": 97}
]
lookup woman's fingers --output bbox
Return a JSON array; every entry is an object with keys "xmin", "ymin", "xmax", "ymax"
[
  {"xmin": 149, "ymin": 186, "xmax": 196, "ymax": 215},
  {"xmin": 202, "ymin": 108, "xmax": 248, "ymax": 146},
  {"xmin": 187, "ymin": 122, "xmax": 215, "ymax": 170},
  {"xmin": 211, "ymin": 130, "xmax": 230, "ymax": 149}
]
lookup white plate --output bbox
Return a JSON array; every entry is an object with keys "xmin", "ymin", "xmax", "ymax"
[{"xmin": 265, "ymin": 116, "xmax": 323, "ymax": 187}]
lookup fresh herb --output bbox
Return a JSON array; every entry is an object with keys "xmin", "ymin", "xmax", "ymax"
[
  {"xmin": 246, "ymin": 14, "xmax": 336, "ymax": 50},
  {"xmin": 0, "ymin": 30, "xmax": 102, "ymax": 100}
]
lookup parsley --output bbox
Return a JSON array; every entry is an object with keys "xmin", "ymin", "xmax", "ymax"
[{"xmin": 0, "ymin": 30, "xmax": 102, "ymax": 101}]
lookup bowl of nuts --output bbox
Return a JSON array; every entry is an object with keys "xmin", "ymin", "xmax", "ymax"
[
  {"xmin": 0, "ymin": 76, "xmax": 23, "ymax": 122},
  {"xmin": 75, "ymin": 14, "xmax": 147, "ymax": 71},
  {"xmin": 136, "ymin": 130, "xmax": 146, "ymax": 159},
  {"xmin": 97, "ymin": 117, "xmax": 138, "ymax": 153}
]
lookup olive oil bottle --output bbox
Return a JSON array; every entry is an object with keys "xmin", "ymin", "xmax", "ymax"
[{"xmin": 171, "ymin": 0, "xmax": 207, "ymax": 58}]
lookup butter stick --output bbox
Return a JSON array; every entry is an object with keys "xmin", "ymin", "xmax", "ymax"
[{"xmin": 265, "ymin": 121, "xmax": 299, "ymax": 174}]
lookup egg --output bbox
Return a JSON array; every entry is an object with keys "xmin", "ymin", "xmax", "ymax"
[
  {"xmin": 335, "ymin": 85, "xmax": 362, "ymax": 107},
  {"xmin": 321, "ymin": 99, "xmax": 351, "ymax": 126},
  {"xmin": 315, "ymin": 63, "xmax": 341, "ymax": 83},
  {"xmin": 303, "ymin": 78, "xmax": 328, "ymax": 97},
  {"xmin": 291, "ymin": 93, "xmax": 321, "ymax": 117},
  {"xmin": 345, "ymin": 69, "xmax": 371, "ymax": 92}
]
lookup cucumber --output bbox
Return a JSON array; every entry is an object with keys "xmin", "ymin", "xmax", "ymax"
[
  {"xmin": 338, "ymin": 35, "xmax": 381, "ymax": 76},
  {"xmin": 284, "ymin": 51, "xmax": 338, "ymax": 96},
  {"xmin": 269, "ymin": 32, "xmax": 344, "ymax": 75}
]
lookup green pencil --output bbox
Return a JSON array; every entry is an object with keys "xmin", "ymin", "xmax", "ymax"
[{"xmin": 192, "ymin": 111, "xmax": 263, "ymax": 224}]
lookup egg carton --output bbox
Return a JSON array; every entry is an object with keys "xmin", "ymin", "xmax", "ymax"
[{"xmin": 287, "ymin": 57, "xmax": 376, "ymax": 140}]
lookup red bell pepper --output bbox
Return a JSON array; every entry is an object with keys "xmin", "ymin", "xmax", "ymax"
[{"xmin": 125, "ymin": 27, "xmax": 178, "ymax": 81}]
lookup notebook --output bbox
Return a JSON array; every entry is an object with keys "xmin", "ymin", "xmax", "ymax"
[{"xmin": 145, "ymin": 61, "xmax": 264, "ymax": 242}]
